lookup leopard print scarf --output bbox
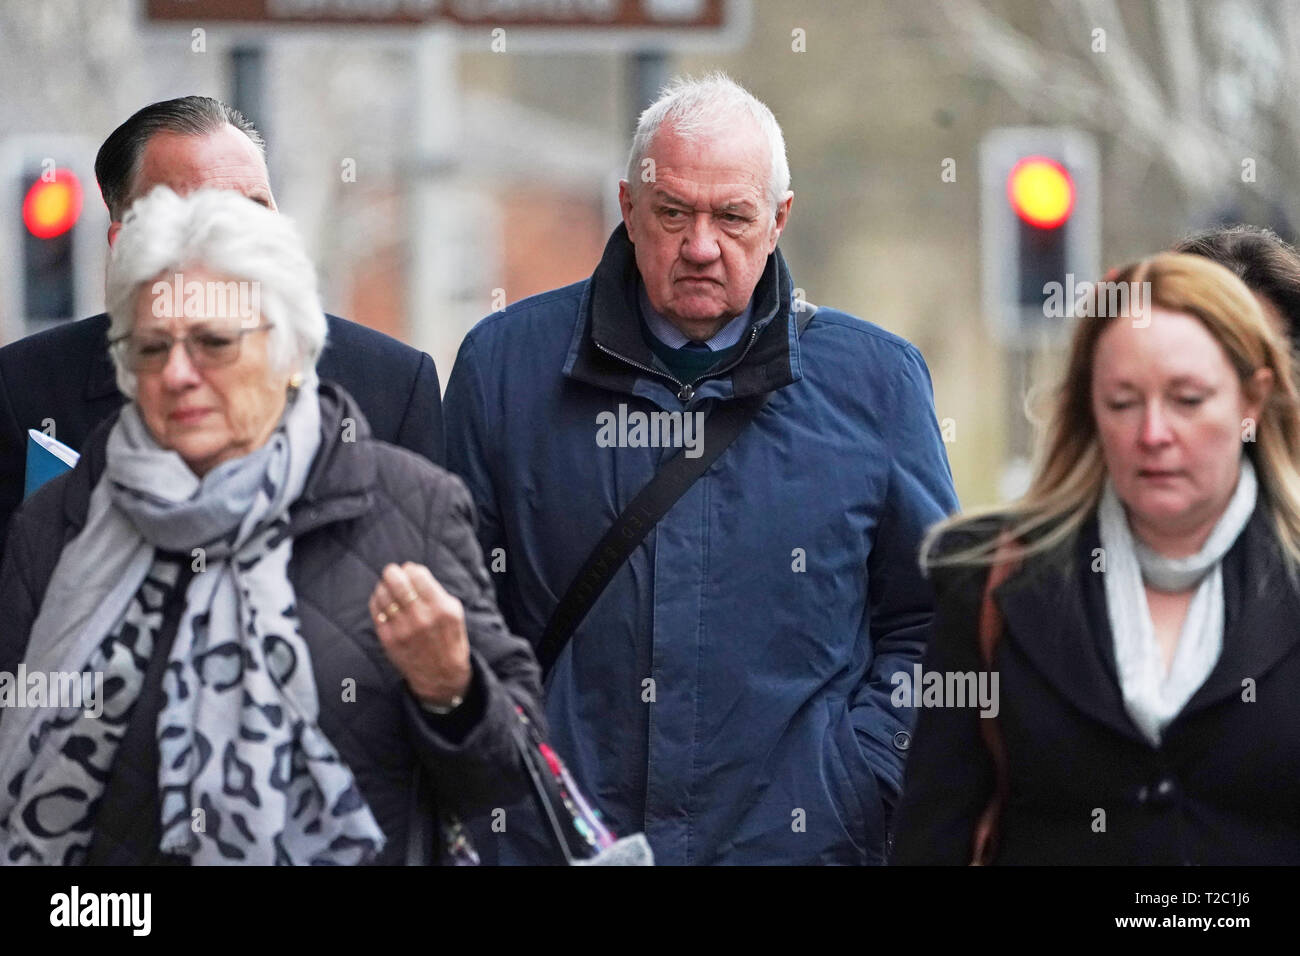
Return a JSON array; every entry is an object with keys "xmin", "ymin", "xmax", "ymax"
[{"xmin": 0, "ymin": 375, "xmax": 385, "ymax": 864}]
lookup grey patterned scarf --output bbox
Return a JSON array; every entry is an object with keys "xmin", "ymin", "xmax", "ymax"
[{"xmin": 0, "ymin": 373, "xmax": 386, "ymax": 864}]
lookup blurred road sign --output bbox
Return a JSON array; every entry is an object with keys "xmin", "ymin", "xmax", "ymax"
[
  {"xmin": 143, "ymin": 0, "xmax": 751, "ymax": 51},
  {"xmin": 0, "ymin": 137, "xmax": 107, "ymax": 343},
  {"xmin": 980, "ymin": 127, "xmax": 1099, "ymax": 348}
]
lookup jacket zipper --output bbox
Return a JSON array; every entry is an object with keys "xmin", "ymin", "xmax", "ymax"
[
  {"xmin": 593, "ymin": 323, "xmax": 764, "ymax": 848},
  {"xmin": 594, "ymin": 325, "xmax": 761, "ymax": 405}
]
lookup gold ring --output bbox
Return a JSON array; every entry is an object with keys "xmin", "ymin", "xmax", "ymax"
[
  {"xmin": 384, "ymin": 601, "xmax": 401, "ymax": 617},
  {"xmin": 376, "ymin": 611, "xmax": 388, "ymax": 624},
  {"xmin": 401, "ymin": 590, "xmax": 419, "ymax": 606}
]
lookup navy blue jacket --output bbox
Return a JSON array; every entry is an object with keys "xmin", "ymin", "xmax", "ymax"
[
  {"xmin": 444, "ymin": 225, "xmax": 959, "ymax": 864},
  {"xmin": 0, "ymin": 312, "xmax": 443, "ymax": 553}
]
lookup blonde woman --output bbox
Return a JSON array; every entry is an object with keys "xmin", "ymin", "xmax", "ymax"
[{"xmin": 891, "ymin": 253, "xmax": 1300, "ymax": 865}]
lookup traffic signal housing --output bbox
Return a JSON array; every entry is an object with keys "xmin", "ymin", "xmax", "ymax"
[
  {"xmin": 1, "ymin": 136, "xmax": 105, "ymax": 343},
  {"xmin": 21, "ymin": 166, "xmax": 84, "ymax": 321},
  {"xmin": 980, "ymin": 128, "xmax": 1099, "ymax": 347}
]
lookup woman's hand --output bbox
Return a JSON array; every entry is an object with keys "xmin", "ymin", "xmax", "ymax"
[{"xmin": 369, "ymin": 562, "xmax": 472, "ymax": 709}]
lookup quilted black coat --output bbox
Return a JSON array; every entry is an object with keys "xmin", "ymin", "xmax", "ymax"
[{"xmin": 0, "ymin": 381, "xmax": 543, "ymax": 865}]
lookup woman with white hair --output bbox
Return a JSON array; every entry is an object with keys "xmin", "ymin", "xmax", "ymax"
[{"xmin": 0, "ymin": 186, "xmax": 543, "ymax": 865}]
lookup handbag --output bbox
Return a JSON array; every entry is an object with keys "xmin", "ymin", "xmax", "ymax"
[
  {"xmin": 419, "ymin": 705, "xmax": 653, "ymax": 866},
  {"xmin": 511, "ymin": 706, "xmax": 654, "ymax": 866}
]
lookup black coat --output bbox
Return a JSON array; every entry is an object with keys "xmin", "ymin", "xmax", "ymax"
[
  {"xmin": 0, "ymin": 381, "xmax": 540, "ymax": 865},
  {"xmin": 890, "ymin": 508, "xmax": 1300, "ymax": 865},
  {"xmin": 0, "ymin": 312, "xmax": 444, "ymax": 555}
]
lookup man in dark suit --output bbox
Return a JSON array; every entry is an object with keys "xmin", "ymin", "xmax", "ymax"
[{"xmin": 0, "ymin": 96, "xmax": 443, "ymax": 552}]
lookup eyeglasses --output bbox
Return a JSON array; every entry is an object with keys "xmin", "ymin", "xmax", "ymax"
[{"xmin": 109, "ymin": 322, "xmax": 274, "ymax": 373}]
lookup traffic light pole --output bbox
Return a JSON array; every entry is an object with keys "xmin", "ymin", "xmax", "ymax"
[
  {"xmin": 230, "ymin": 45, "xmax": 267, "ymax": 151},
  {"xmin": 628, "ymin": 50, "xmax": 668, "ymax": 136}
]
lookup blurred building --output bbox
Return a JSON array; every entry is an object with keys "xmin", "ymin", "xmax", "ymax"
[{"xmin": 1, "ymin": 0, "xmax": 1295, "ymax": 505}]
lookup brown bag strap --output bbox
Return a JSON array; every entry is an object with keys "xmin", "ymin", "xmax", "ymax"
[{"xmin": 969, "ymin": 535, "xmax": 1021, "ymax": 867}]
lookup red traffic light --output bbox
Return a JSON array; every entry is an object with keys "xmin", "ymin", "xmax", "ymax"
[
  {"xmin": 1007, "ymin": 156, "xmax": 1075, "ymax": 229},
  {"xmin": 23, "ymin": 169, "xmax": 84, "ymax": 239}
]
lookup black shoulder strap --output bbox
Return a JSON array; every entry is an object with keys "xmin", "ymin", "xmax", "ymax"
[
  {"xmin": 406, "ymin": 762, "xmax": 433, "ymax": 865},
  {"xmin": 537, "ymin": 304, "xmax": 818, "ymax": 679}
]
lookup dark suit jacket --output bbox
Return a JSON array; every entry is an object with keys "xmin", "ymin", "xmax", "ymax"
[
  {"xmin": 890, "ymin": 507, "xmax": 1300, "ymax": 865},
  {"xmin": 0, "ymin": 312, "xmax": 443, "ymax": 553}
]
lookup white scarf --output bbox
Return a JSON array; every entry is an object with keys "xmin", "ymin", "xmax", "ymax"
[{"xmin": 1098, "ymin": 457, "xmax": 1257, "ymax": 746}]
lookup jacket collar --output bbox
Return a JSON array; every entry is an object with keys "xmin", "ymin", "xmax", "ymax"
[
  {"xmin": 562, "ymin": 224, "xmax": 802, "ymax": 401},
  {"xmin": 995, "ymin": 507, "xmax": 1300, "ymax": 746},
  {"xmin": 63, "ymin": 380, "xmax": 376, "ymax": 538},
  {"xmin": 288, "ymin": 380, "xmax": 377, "ymax": 537},
  {"xmin": 84, "ymin": 314, "xmax": 122, "ymax": 401},
  {"xmin": 1179, "ymin": 507, "xmax": 1300, "ymax": 721},
  {"xmin": 994, "ymin": 523, "xmax": 1138, "ymax": 742}
]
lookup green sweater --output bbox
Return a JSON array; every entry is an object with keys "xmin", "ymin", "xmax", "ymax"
[{"xmin": 640, "ymin": 317, "xmax": 748, "ymax": 384}]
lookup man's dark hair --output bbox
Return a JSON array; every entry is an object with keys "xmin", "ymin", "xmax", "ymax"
[
  {"xmin": 94, "ymin": 95, "xmax": 265, "ymax": 220},
  {"xmin": 1175, "ymin": 224, "xmax": 1300, "ymax": 349}
]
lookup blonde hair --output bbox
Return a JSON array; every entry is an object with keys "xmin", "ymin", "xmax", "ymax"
[{"xmin": 924, "ymin": 252, "xmax": 1300, "ymax": 572}]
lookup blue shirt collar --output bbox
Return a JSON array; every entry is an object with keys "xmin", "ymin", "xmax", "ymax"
[{"xmin": 638, "ymin": 280, "xmax": 754, "ymax": 351}]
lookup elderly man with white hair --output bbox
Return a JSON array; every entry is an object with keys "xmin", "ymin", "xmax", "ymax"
[
  {"xmin": 0, "ymin": 187, "xmax": 542, "ymax": 866},
  {"xmin": 444, "ymin": 72, "xmax": 959, "ymax": 865}
]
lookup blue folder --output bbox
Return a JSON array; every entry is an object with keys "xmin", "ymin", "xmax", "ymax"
[{"xmin": 23, "ymin": 429, "xmax": 79, "ymax": 500}]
